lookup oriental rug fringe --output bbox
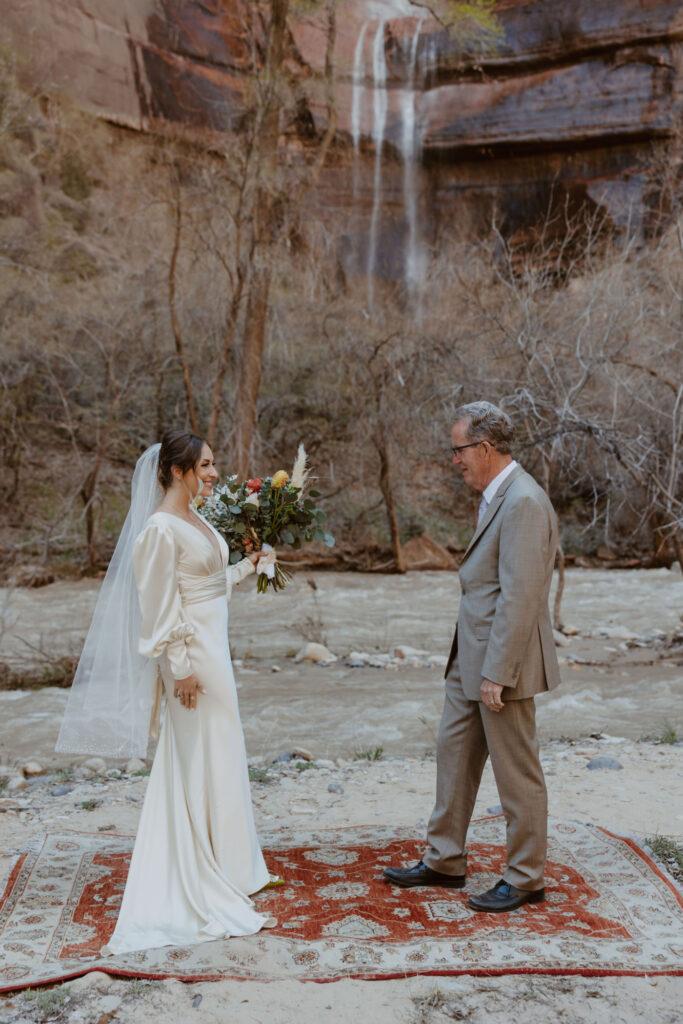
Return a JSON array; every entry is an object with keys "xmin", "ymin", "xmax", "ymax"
[{"xmin": 1, "ymin": 818, "xmax": 682, "ymax": 991}]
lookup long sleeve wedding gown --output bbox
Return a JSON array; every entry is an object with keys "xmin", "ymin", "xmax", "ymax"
[{"xmin": 104, "ymin": 510, "xmax": 273, "ymax": 955}]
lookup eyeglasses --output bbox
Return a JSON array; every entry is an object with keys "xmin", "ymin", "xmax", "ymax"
[{"xmin": 451, "ymin": 441, "xmax": 484, "ymax": 456}]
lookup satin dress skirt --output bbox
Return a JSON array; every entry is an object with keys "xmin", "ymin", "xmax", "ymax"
[{"xmin": 104, "ymin": 583, "xmax": 271, "ymax": 954}]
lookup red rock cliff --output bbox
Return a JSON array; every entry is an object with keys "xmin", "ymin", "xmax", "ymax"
[{"xmin": 6, "ymin": 1, "xmax": 683, "ymax": 264}]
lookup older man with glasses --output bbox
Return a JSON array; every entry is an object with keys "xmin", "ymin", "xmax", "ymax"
[{"xmin": 383, "ymin": 401, "xmax": 561, "ymax": 913}]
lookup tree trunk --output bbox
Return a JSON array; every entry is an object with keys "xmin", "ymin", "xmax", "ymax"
[
  {"xmin": 231, "ymin": 268, "xmax": 271, "ymax": 477},
  {"xmin": 168, "ymin": 175, "xmax": 199, "ymax": 434},
  {"xmin": 375, "ymin": 434, "xmax": 406, "ymax": 573},
  {"xmin": 206, "ymin": 271, "xmax": 247, "ymax": 449},
  {"xmin": 541, "ymin": 452, "xmax": 564, "ymax": 629},
  {"xmin": 646, "ymin": 510, "xmax": 674, "ymax": 568},
  {"xmin": 553, "ymin": 545, "xmax": 565, "ymax": 630},
  {"xmin": 672, "ymin": 530, "xmax": 683, "ymax": 573}
]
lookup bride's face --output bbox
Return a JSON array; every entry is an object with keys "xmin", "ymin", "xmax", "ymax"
[{"xmin": 189, "ymin": 443, "xmax": 219, "ymax": 498}]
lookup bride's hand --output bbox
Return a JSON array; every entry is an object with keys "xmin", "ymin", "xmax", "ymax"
[
  {"xmin": 246, "ymin": 548, "xmax": 277, "ymax": 566},
  {"xmin": 173, "ymin": 674, "xmax": 206, "ymax": 711}
]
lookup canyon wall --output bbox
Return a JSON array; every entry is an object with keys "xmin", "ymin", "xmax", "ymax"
[{"xmin": 6, "ymin": 0, "xmax": 683, "ymax": 287}]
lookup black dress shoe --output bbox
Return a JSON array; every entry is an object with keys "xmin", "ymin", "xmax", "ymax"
[
  {"xmin": 382, "ymin": 860, "xmax": 466, "ymax": 889},
  {"xmin": 467, "ymin": 878, "xmax": 545, "ymax": 913}
]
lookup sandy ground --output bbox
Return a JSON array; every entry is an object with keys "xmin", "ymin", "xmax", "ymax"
[{"xmin": 1, "ymin": 568, "xmax": 682, "ymax": 1022}]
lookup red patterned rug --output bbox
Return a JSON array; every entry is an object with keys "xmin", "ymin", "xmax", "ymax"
[{"xmin": 1, "ymin": 819, "xmax": 682, "ymax": 990}]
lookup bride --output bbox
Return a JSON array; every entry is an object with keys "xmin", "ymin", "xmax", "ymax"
[{"xmin": 57, "ymin": 430, "xmax": 276, "ymax": 953}]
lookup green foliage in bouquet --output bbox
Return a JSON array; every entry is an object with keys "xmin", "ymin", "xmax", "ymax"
[{"xmin": 198, "ymin": 454, "xmax": 334, "ymax": 593}]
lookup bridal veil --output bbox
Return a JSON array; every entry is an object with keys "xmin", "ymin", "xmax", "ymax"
[{"xmin": 56, "ymin": 444, "xmax": 163, "ymax": 758}]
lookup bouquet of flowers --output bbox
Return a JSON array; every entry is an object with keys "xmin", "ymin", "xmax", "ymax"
[{"xmin": 197, "ymin": 445, "xmax": 334, "ymax": 593}]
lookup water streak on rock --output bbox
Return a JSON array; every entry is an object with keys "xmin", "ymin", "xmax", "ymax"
[
  {"xmin": 401, "ymin": 17, "xmax": 425, "ymax": 313},
  {"xmin": 367, "ymin": 19, "xmax": 388, "ymax": 312}
]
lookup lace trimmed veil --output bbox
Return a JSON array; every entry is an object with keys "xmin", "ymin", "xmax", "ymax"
[{"xmin": 56, "ymin": 444, "xmax": 163, "ymax": 758}]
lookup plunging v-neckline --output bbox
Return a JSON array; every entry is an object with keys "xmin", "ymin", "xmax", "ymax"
[{"xmin": 156, "ymin": 509, "xmax": 224, "ymax": 564}]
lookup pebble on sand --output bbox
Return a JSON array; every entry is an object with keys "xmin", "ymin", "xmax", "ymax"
[
  {"xmin": 7, "ymin": 776, "xmax": 28, "ymax": 792},
  {"xmin": 22, "ymin": 760, "xmax": 44, "ymax": 776},
  {"xmin": 294, "ymin": 642, "xmax": 338, "ymax": 664},
  {"xmin": 50, "ymin": 784, "xmax": 73, "ymax": 796},
  {"xmin": 586, "ymin": 756, "xmax": 623, "ymax": 771},
  {"xmin": 68, "ymin": 971, "xmax": 114, "ymax": 993}
]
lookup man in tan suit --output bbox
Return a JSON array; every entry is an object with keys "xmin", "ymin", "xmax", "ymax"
[{"xmin": 384, "ymin": 401, "xmax": 561, "ymax": 912}]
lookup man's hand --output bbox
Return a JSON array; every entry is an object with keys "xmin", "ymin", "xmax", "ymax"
[{"xmin": 480, "ymin": 679, "xmax": 504, "ymax": 712}]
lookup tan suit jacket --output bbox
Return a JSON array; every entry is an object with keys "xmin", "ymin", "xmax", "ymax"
[{"xmin": 445, "ymin": 465, "xmax": 561, "ymax": 701}]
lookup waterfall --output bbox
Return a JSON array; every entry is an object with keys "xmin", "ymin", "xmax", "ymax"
[
  {"xmin": 351, "ymin": 22, "xmax": 369, "ymax": 155},
  {"xmin": 367, "ymin": 19, "xmax": 388, "ymax": 312},
  {"xmin": 401, "ymin": 18, "xmax": 425, "ymax": 307},
  {"xmin": 350, "ymin": 5, "xmax": 429, "ymax": 313}
]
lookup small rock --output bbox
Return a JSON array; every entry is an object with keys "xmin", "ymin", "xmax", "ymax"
[
  {"xmin": 291, "ymin": 746, "xmax": 314, "ymax": 762},
  {"xmin": 394, "ymin": 645, "xmax": 430, "ymax": 659},
  {"xmin": 290, "ymin": 802, "xmax": 316, "ymax": 815},
  {"xmin": 0, "ymin": 798, "xmax": 22, "ymax": 810},
  {"xmin": 561, "ymin": 625, "xmax": 580, "ymax": 636},
  {"xmin": 22, "ymin": 761, "xmax": 44, "ymax": 776},
  {"xmin": 487, "ymin": 804, "xmax": 503, "ymax": 815},
  {"xmin": 271, "ymin": 665, "xmax": 281, "ymax": 672},
  {"xmin": 82, "ymin": 757, "xmax": 107, "ymax": 774},
  {"xmin": 586, "ymin": 756, "xmax": 623, "ymax": 771},
  {"xmin": 126, "ymin": 758, "xmax": 147, "ymax": 774},
  {"xmin": 345, "ymin": 655, "xmax": 367, "ymax": 668},
  {"xmin": 49, "ymin": 785, "xmax": 72, "ymax": 797},
  {"xmin": 193, "ymin": 994, "xmax": 203, "ymax": 1008},
  {"xmin": 68, "ymin": 970, "xmax": 113, "ymax": 993},
  {"xmin": 106, "ymin": 768, "xmax": 122, "ymax": 779},
  {"xmin": 294, "ymin": 643, "xmax": 337, "ymax": 664},
  {"xmin": 7, "ymin": 776, "xmax": 28, "ymax": 792},
  {"xmin": 274, "ymin": 752, "xmax": 293, "ymax": 763},
  {"xmin": 327, "ymin": 783, "xmax": 344, "ymax": 794},
  {"xmin": 316, "ymin": 759, "xmax": 336, "ymax": 769},
  {"xmin": 98, "ymin": 995, "xmax": 122, "ymax": 1013},
  {"xmin": 553, "ymin": 630, "xmax": 571, "ymax": 647}
]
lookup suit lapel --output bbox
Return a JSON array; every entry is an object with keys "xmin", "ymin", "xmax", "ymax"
[{"xmin": 459, "ymin": 464, "xmax": 525, "ymax": 566}]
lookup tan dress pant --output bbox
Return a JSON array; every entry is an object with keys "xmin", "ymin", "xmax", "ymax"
[{"xmin": 423, "ymin": 661, "xmax": 547, "ymax": 890}]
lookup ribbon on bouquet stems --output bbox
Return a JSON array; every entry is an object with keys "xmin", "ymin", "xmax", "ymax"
[
  {"xmin": 256, "ymin": 543, "xmax": 276, "ymax": 580},
  {"xmin": 255, "ymin": 543, "xmax": 292, "ymax": 593}
]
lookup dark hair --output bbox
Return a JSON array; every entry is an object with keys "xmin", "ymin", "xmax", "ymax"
[{"xmin": 158, "ymin": 430, "xmax": 205, "ymax": 491}]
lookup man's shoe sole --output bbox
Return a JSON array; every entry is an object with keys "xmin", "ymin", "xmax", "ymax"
[
  {"xmin": 467, "ymin": 888, "xmax": 545, "ymax": 912},
  {"xmin": 382, "ymin": 871, "xmax": 466, "ymax": 889}
]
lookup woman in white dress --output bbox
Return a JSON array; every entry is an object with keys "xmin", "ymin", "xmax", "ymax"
[{"xmin": 57, "ymin": 431, "xmax": 276, "ymax": 954}]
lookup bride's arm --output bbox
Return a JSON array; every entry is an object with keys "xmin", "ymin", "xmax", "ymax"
[
  {"xmin": 230, "ymin": 556, "xmax": 257, "ymax": 587},
  {"xmin": 133, "ymin": 521, "xmax": 195, "ymax": 679}
]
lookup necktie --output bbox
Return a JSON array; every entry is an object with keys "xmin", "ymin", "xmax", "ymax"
[{"xmin": 477, "ymin": 495, "xmax": 488, "ymax": 526}]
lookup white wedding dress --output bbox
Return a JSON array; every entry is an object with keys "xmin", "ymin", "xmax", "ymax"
[{"xmin": 104, "ymin": 510, "xmax": 272, "ymax": 955}]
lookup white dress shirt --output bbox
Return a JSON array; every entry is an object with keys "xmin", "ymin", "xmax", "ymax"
[{"xmin": 478, "ymin": 460, "xmax": 518, "ymax": 522}]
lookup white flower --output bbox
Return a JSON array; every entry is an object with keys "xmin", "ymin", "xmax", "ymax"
[{"xmin": 244, "ymin": 492, "xmax": 260, "ymax": 508}]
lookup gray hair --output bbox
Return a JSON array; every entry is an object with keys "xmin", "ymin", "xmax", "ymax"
[{"xmin": 453, "ymin": 401, "xmax": 514, "ymax": 455}]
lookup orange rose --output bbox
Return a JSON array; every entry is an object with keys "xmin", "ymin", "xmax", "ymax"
[{"xmin": 246, "ymin": 478, "xmax": 263, "ymax": 493}]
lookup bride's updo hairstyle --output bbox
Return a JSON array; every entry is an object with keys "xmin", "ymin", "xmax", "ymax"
[{"xmin": 158, "ymin": 430, "xmax": 205, "ymax": 491}]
